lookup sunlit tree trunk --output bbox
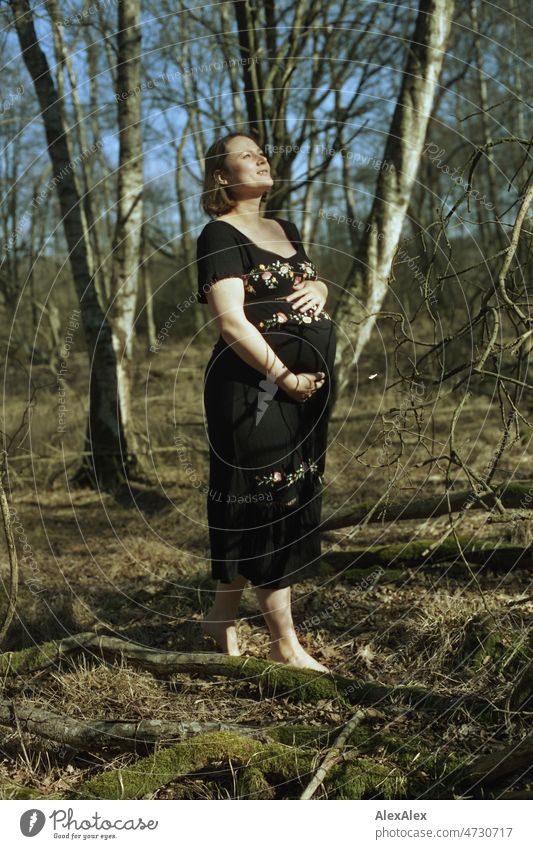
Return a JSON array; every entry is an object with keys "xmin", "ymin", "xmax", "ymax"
[
  {"xmin": 109, "ymin": 0, "xmax": 144, "ymax": 469},
  {"xmin": 140, "ymin": 222, "xmax": 156, "ymax": 349},
  {"xmin": 333, "ymin": 0, "xmax": 455, "ymax": 397}
]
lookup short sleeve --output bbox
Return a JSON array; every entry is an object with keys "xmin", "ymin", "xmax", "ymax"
[
  {"xmin": 284, "ymin": 219, "xmax": 302, "ymax": 244},
  {"xmin": 196, "ymin": 222, "xmax": 247, "ymax": 304}
]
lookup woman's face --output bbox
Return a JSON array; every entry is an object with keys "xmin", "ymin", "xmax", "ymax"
[{"xmin": 215, "ymin": 136, "xmax": 273, "ymax": 197}]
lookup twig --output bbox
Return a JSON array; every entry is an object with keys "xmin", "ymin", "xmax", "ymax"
[{"xmin": 299, "ymin": 709, "xmax": 366, "ymax": 799}]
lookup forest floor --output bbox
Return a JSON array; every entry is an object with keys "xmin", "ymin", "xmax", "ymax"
[{"xmin": 0, "ymin": 337, "xmax": 532, "ymax": 800}]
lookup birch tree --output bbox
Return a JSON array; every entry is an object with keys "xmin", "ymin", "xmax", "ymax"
[
  {"xmin": 333, "ymin": 0, "xmax": 456, "ymax": 397},
  {"xmin": 109, "ymin": 0, "xmax": 143, "ymax": 464}
]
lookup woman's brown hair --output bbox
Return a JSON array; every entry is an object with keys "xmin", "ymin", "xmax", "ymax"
[{"xmin": 200, "ymin": 131, "xmax": 270, "ymax": 218}]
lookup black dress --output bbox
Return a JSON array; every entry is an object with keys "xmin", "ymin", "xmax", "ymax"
[{"xmin": 196, "ymin": 217, "xmax": 337, "ymax": 589}]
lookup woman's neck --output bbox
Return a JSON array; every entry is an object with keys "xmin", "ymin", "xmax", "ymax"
[{"xmin": 224, "ymin": 198, "xmax": 266, "ymax": 222}]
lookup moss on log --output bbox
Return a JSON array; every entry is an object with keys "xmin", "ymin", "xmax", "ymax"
[
  {"xmin": 320, "ymin": 538, "xmax": 533, "ymax": 575},
  {"xmin": 1, "ymin": 632, "xmax": 498, "ymax": 719},
  {"xmin": 0, "ymin": 631, "xmax": 97, "ymax": 676},
  {"xmin": 0, "ymin": 710, "xmax": 469, "ymax": 800},
  {"xmin": 74, "ymin": 730, "xmax": 315, "ymax": 799},
  {"xmin": 323, "ymin": 480, "xmax": 533, "ymax": 531},
  {"xmin": 235, "ymin": 764, "xmax": 276, "ymax": 799},
  {"xmin": 73, "ymin": 729, "xmax": 411, "ymax": 800},
  {"xmin": 328, "ymin": 757, "xmax": 408, "ymax": 799},
  {"xmin": 74, "ymin": 720, "xmax": 466, "ymax": 800}
]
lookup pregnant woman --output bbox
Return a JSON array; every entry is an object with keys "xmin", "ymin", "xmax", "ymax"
[{"xmin": 196, "ymin": 133, "xmax": 337, "ymax": 672}]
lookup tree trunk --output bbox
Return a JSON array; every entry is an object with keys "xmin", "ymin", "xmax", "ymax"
[
  {"xmin": 9, "ymin": 0, "xmax": 133, "ymax": 489},
  {"xmin": 301, "ymin": 125, "xmax": 318, "ymax": 246},
  {"xmin": 320, "ymin": 537, "xmax": 533, "ymax": 574},
  {"xmin": 88, "ymin": 39, "xmax": 112, "ymax": 306},
  {"xmin": 333, "ymin": 0, "xmax": 456, "ymax": 396},
  {"xmin": 233, "ymin": 0, "xmax": 265, "ymax": 138},
  {"xmin": 174, "ymin": 127, "xmax": 198, "ymax": 328},
  {"xmin": 109, "ymin": 0, "xmax": 144, "ymax": 470},
  {"xmin": 140, "ymin": 223, "xmax": 156, "ymax": 349},
  {"xmin": 469, "ymin": 0, "xmax": 505, "ymax": 254}
]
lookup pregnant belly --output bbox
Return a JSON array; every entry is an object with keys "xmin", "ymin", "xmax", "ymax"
[
  {"xmin": 205, "ymin": 300, "xmax": 336, "ymax": 395},
  {"xmin": 245, "ymin": 299, "xmax": 336, "ymax": 375}
]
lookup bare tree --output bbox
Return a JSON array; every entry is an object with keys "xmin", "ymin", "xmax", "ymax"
[
  {"xmin": 333, "ymin": 0, "xmax": 456, "ymax": 397},
  {"xmin": 143, "ymin": 0, "xmax": 399, "ymax": 308},
  {"xmin": 9, "ymin": 0, "xmax": 134, "ymax": 489},
  {"xmin": 45, "ymin": 0, "xmax": 111, "ymax": 309},
  {"xmin": 109, "ymin": 0, "xmax": 144, "ymax": 466}
]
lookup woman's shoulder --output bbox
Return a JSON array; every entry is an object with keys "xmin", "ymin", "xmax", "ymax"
[
  {"xmin": 198, "ymin": 217, "xmax": 232, "ymax": 234},
  {"xmin": 197, "ymin": 218, "xmax": 242, "ymax": 246}
]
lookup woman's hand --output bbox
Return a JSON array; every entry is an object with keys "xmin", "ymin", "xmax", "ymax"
[
  {"xmin": 284, "ymin": 279, "xmax": 328, "ymax": 317},
  {"xmin": 277, "ymin": 370, "xmax": 327, "ymax": 403}
]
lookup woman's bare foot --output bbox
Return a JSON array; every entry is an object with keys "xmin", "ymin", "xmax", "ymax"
[
  {"xmin": 267, "ymin": 641, "xmax": 330, "ymax": 673},
  {"xmin": 201, "ymin": 615, "xmax": 241, "ymax": 656}
]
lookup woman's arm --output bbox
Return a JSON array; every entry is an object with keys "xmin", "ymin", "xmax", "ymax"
[{"xmin": 206, "ymin": 276, "xmax": 298, "ymax": 392}]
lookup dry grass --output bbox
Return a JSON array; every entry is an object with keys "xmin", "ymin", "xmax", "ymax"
[{"xmin": 1, "ymin": 337, "xmax": 531, "ymax": 799}]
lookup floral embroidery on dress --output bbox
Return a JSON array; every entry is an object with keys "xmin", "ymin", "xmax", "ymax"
[
  {"xmin": 254, "ymin": 459, "xmax": 323, "ymax": 490},
  {"xmin": 297, "ymin": 261, "xmax": 317, "ymax": 281},
  {"xmin": 258, "ymin": 308, "xmax": 332, "ymax": 330},
  {"xmin": 248, "ymin": 260, "xmax": 293, "ymax": 290},
  {"xmin": 242, "ymin": 274, "xmax": 257, "ymax": 295},
  {"xmin": 246, "ymin": 259, "xmax": 317, "ymax": 292},
  {"xmin": 258, "ymin": 312, "xmax": 289, "ymax": 330}
]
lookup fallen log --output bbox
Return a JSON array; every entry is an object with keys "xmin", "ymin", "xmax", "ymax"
[
  {"xmin": 72, "ymin": 728, "xmax": 407, "ymax": 800},
  {"xmin": 2, "ymin": 697, "xmax": 469, "ymax": 798},
  {"xmin": 0, "ymin": 632, "xmax": 499, "ymax": 719},
  {"xmin": 321, "ymin": 538, "xmax": 533, "ymax": 583},
  {"xmin": 320, "ymin": 538, "xmax": 533, "ymax": 575},
  {"xmin": 0, "ymin": 631, "xmax": 99, "ymax": 675},
  {"xmin": 0, "ymin": 699, "xmax": 300, "ymax": 752},
  {"xmin": 0, "ymin": 688, "xmax": 480, "ymax": 800},
  {"xmin": 322, "ymin": 480, "xmax": 533, "ymax": 531},
  {"xmin": 456, "ymin": 733, "xmax": 533, "ymax": 790}
]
